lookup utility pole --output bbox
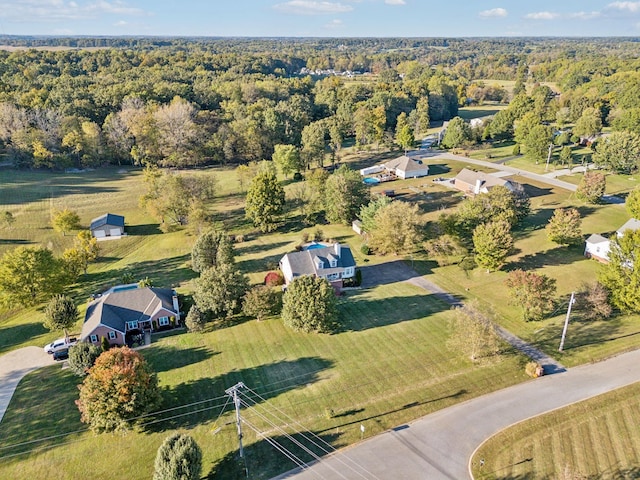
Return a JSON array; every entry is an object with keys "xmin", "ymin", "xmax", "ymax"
[
  {"xmin": 545, "ymin": 143, "xmax": 554, "ymax": 171},
  {"xmin": 225, "ymin": 382, "xmax": 247, "ymax": 459},
  {"xmin": 558, "ymin": 292, "xmax": 576, "ymax": 352}
]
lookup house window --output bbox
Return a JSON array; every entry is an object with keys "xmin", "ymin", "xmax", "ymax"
[
  {"xmin": 158, "ymin": 316, "xmax": 170, "ymax": 326},
  {"xmin": 126, "ymin": 321, "xmax": 139, "ymax": 330},
  {"xmin": 90, "ymin": 335, "xmax": 98, "ymax": 343},
  {"xmin": 108, "ymin": 331, "xmax": 117, "ymax": 340}
]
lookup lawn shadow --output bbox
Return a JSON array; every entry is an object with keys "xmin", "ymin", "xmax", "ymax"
[
  {"xmin": 141, "ymin": 344, "xmax": 218, "ymax": 373},
  {"xmin": 508, "ymin": 245, "xmax": 586, "ymax": 271},
  {"xmin": 126, "ymin": 223, "xmax": 162, "ymax": 236},
  {"xmin": 234, "ymin": 240, "xmax": 291, "ymax": 257},
  {"xmin": 534, "ymin": 317, "xmax": 627, "ymax": 352},
  {"xmin": 0, "ymin": 239, "xmax": 32, "ymax": 245},
  {"xmin": 522, "ymin": 183, "xmax": 553, "ymax": 198},
  {"xmin": 0, "ymin": 322, "xmax": 48, "ymax": 353},
  {"xmin": 338, "ymin": 292, "xmax": 451, "ymax": 332},
  {"xmin": 208, "ymin": 430, "xmax": 342, "ymax": 480},
  {"xmin": 144, "ymin": 357, "xmax": 334, "ymax": 433}
]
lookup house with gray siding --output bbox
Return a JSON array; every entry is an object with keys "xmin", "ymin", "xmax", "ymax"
[{"xmin": 279, "ymin": 242, "xmax": 356, "ymax": 289}]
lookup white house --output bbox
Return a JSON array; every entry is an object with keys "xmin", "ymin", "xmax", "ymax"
[
  {"xmin": 453, "ymin": 168, "xmax": 515, "ymax": 196},
  {"xmin": 382, "ymin": 155, "xmax": 430, "ymax": 179},
  {"xmin": 279, "ymin": 242, "xmax": 356, "ymax": 288},
  {"xmin": 584, "ymin": 218, "xmax": 640, "ymax": 263},
  {"xmin": 584, "ymin": 234, "xmax": 611, "ymax": 263}
]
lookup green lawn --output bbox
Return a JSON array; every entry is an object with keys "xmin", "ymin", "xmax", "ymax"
[
  {"xmin": 0, "ymin": 281, "xmax": 527, "ymax": 479},
  {"xmin": 471, "ymin": 382, "xmax": 640, "ymax": 480}
]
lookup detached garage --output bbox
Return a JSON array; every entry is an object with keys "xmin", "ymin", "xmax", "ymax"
[{"xmin": 90, "ymin": 213, "xmax": 125, "ymax": 240}]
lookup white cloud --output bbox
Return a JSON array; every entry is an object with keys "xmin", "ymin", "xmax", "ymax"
[
  {"xmin": 273, "ymin": 1, "xmax": 354, "ymax": 15},
  {"xmin": 0, "ymin": 0, "xmax": 147, "ymax": 22},
  {"xmin": 608, "ymin": 1, "xmax": 640, "ymax": 13},
  {"xmin": 524, "ymin": 11, "xmax": 560, "ymax": 20},
  {"xmin": 385, "ymin": 0, "xmax": 406, "ymax": 5},
  {"xmin": 569, "ymin": 11, "xmax": 601, "ymax": 20},
  {"xmin": 479, "ymin": 8, "xmax": 507, "ymax": 18},
  {"xmin": 324, "ymin": 18, "xmax": 344, "ymax": 28},
  {"xmin": 113, "ymin": 19, "xmax": 127, "ymax": 26}
]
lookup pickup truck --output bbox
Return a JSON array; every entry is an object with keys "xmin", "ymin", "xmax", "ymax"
[{"xmin": 43, "ymin": 337, "xmax": 77, "ymax": 354}]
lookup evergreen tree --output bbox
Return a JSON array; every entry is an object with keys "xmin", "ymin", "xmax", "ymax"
[
  {"xmin": 154, "ymin": 433, "xmax": 202, "ymax": 480},
  {"xmin": 282, "ymin": 276, "xmax": 337, "ymax": 333},
  {"xmin": 68, "ymin": 342, "xmax": 101, "ymax": 376},
  {"xmin": 191, "ymin": 228, "xmax": 234, "ymax": 273},
  {"xmin": 324, "ymin": 165, "xmax": 369, "ymax": 224},
  {"xmin": 43, "ymin": 294, "xmax": 78, "ymax": 338},
  {"xmin": 193, "ymin": 263, "xmax": 249, "ymax": 319},
  {"xmin": 245, "ymin": 170, "xmax": 285, "ymax": 233}
]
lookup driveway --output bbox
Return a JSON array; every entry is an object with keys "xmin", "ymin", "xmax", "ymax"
[
  {"xmin": 275, "ymin": 348, "xmax": 640, "ymax": 480},
  {"xmin": 0, "ymin": 346, "xmax": 52, "ymax": 423}
]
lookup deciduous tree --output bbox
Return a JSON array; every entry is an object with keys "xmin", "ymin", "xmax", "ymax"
[
  {"xmin": 68, "ymin": 342, "xmax": 101, "ymax": 376},
  {"xmin": 245, "ymin": 170, "xmax": 285, "ymax": 233},
  {"xmin": 76, "ymin": 347, "xmax": 161, "ymax": 433},
  {"xmin": 447, "ymin": 300, "xmax": 502, "ymax": 362},
  {"xmin": 599, "ymin": 228, "xmax": 640, "ymax": 313},
  {"xmin": 185, "ymin": 305, "xmax": 206, "ymax": 332},
  {"xmin": 242, "ymin": 285, "xmax": 280, "ymax": 321},
  {"xmin": 272, "ymin": 144, "xmax": 302, "ymax": 178},
  {"xmin": 43, "ymin": 294, "xmax": 78, "ymax": 338},
  {"xmin": 324, "ymin": 165, "xmax": 369, "ymax": 224},
  {"xmin": 546, "ymin": 208, "xmax": 582, "ymax": 246},
  {"xmin": 576, "ymin": 171, "xmax": 606, "ymax": 203},
  {"xmin": 523, "ymin": 124, "xmax": 553, "ymax": 163},
  {"xmin": 52, "ymin": 208, "xmax": 81, "ymax": 236},
  {"xmin": 368, "ymin": 200, "xmax": 422, "ymax": 255},
  {"xmin": 282, "ymin": 276, "xmax": 337, "ymax": 333},
  {"xmin": 505, "ymin": 269, "xmax": 557, "ymax": 321},
  {"xmin": 441, "ymin": 116, "xmax": 472, "ymax": 149},
  {"xmin": 193, "ymin": 263, "xmax": 249, "ymax": 319},
  {"xmin": 625, "ymin": 187, "xmax": 640, "ymax": 219},
  {"xmin": 593, "ymin": 131, "xmax": 640, "ymax": 174},
  {"xmin": 359, "ymin": 196, "xmax": 392, "ymax": 235},
  {"xmin": 191, "ymin": 228, "xmax": 234, "ymax": 273},
  {"xmin": 473, "ymin": 220, "xmax": 513, "ymax": 271},
  {"xmin": 153, "ymin": 433, "xmax": 202, "ymax": 480},
  {"xmin": 0, "ymin": 246, "xmax": 68, "ymax": 307}
]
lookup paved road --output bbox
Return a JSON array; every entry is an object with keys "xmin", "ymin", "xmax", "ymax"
[
  {"xmin": 0, "ymin": 346, "xmax": 52, "ymax": 423},
  {"xmin": 275, "ymin": 348, "xmax": 640, "ymax": 480}
]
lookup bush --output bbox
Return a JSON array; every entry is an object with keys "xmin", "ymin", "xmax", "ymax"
[
  {"xmin": 360, "ymin": 244, "xmax": 370, "ymax": 255},
  {"xmin": 512, "ymin": 144, "xmax": 521, "ymax": 156},
  {"xmin": 185, "ymin": 305, "xmax": 206, "ymax": 332},
  {"xmin": 101, "ymin": 336, "xmax": 110, "ymax": 352},
  {"xmin": 300, "ymin": 232, "xmax": 310, "ymax": 243},
  {"xmin": 68, "ymin": 342, "xmax": 101, "ymax": 376},
  {"xmin": 525, "ymin": 362, "xmax": 543, "ymax": 378},
  {"xmin": 293, "ymin": 172, "xmax": 303, "ymax": 181},
  {"xmin": 264, "ymin": 271, "xmax": 285, "ymax": 286},
  {"xmin": 313, "ymin": 227, "xmax": 324, "ymax": 241}
]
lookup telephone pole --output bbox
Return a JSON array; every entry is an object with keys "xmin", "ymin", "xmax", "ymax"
[
  {"xmin": 225, "ymin": 382, "xmax": 247, "ymax": 460},
  {"xmin": 558, "ymin": 292, "xmax": 576, "ymax": 352}
]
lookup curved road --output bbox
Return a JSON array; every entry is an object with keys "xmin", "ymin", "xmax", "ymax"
[
  {"xmin": 275, "ymin": 348, "xmax": 640, "ymax": 480},
  {"xmin": 0, "ymin": 346, "xmax": 52, "ymax": 423}
]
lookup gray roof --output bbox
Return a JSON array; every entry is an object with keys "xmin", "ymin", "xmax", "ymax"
[
  {"xmin": 455, "ymin": 168, "xmax": 512, "ymax": 190},
  {"xmin": 90, "ymin": 213, "xmax": 124, "ymax": 231},
  {"xmin": 617, "ymin": 218, "xmax": 640, "ymax": 236},
  {"xmin": 283, "ymin": 244, "xmax": 356, "ymax": 279},
  {"xmin": 586, "ymin": 234, "xmax": 609, "ymax": 245},
  {"xmin": 384, "ymin": 156, "xmax": 428, "ymax": 173},
  {"xmin": 82, "ymin": 287, "xmax": 176, "ymax": 337}
]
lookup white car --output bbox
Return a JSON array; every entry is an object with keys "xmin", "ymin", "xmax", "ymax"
[{"xmin": 43, "ymin": 337, "xmax": 77, "ymax": 354}]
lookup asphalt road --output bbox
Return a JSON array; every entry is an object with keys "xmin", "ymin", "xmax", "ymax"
[{"xmin": 274, "ymin": 348, "xmax": 640, "ymax": 480}]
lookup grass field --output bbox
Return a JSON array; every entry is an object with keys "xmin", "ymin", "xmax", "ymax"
[
  {"xmin": 471, "ymin": 382, "xmax": 640, "ymax": 480},
  {"xmin": 1, "ymin": 150, "xmax": 640, "ymax": 478},
  {"xmin": 0, "ymin": 281, "xmax": 527, "ymax": 479}
]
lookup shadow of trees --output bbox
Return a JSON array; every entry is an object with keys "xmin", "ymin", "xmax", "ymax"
[
  {"xmin": 207, "ymin": 431, "xmax": 341, "ymax": 480},
  {"xmin": 143, "ymin": 357, "xmax": 333, "ymax": 433},
  {"xmin": 338, "ymin": 292, "xmax": 451, "ymax": 332},
  {"xmin": 141, "ymin": 344, "xmax": 218, "ymax": 374},
  {"xmin": 0, "ymin": 322, "xmax": 48, "ymax": 354},
  {"xmin": 508, "ymin": 245, "xmax": 586, "ymax": 271}
]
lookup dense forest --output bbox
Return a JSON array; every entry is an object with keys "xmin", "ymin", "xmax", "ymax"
[{"xmin": 2, "ymin": 36, "xmax": 640, "ymax": 169}]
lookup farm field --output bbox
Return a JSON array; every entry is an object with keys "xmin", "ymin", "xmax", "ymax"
[{"xmin": 471, "ymin": 382, "xmax": 640, "ymax": 480}]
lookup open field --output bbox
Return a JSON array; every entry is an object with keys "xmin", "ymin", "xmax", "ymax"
[
  {"xmin": 1, "ymin": 155, "xmax": 640, "ymax": 477},
  {"xmin": 471, "ymin": 382, "xmax": 640, "ymax": 480},
  {"xmin": 0, "ymin": 281, "xmax": 527, "ymax": 479}
]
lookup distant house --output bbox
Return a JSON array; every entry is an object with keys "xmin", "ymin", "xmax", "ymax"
[
  {"xmin": 279, "ymin": 242, "xmax": 356, "ymax": 289},
  {"xmin": 453, "ymin": 168, "xmax": 515, "ymax": 196},
  {"xmin": 90, "ymin": 213, "xmax": 125, "ymax": 240},
  {"xmin": 81, "ymin": 286, "xmax": 180, "ymax": 347},
  {"xmin": 382, "ymin": 156, "xmax": 430, "ymax": 179},
  {"xmin": 584, "ymin": 218, "xmax": 640, "ymax": 263}
]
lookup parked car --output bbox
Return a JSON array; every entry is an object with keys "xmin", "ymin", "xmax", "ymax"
[
  {"xmin": 43, "ymin": 337, "xmax": 77, "ymax": 354},
  {"xmin": 52, "ymin": 348, "xmax": 69, "ymax": 361}
]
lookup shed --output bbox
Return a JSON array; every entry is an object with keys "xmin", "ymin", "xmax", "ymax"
[{"xmin": 90, "ymin": 213, "xmax": 125, "ymax": 239}]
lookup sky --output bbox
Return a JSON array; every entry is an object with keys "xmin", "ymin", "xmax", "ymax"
[{"xmin": 3, "ymin": 1, "xmax": 640, "ymax": 37}]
